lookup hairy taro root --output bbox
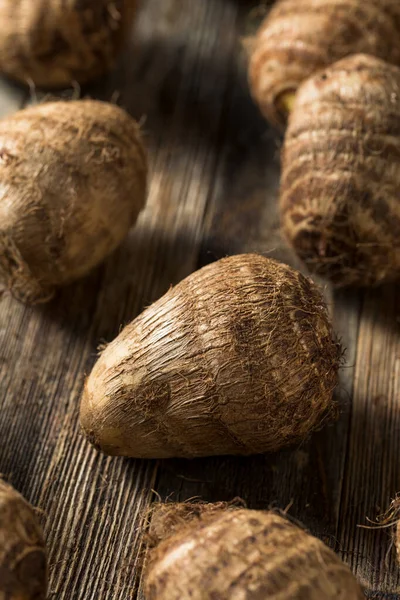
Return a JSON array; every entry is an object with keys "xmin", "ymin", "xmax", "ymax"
[
  {"xmin": 81, "ymin": 253, "xmax": 341, "ymax": 459},
  {"xmin": 249, "ymin": 0, "xmax": 400, "ymax": 128},
  {"xmin": 0, "ymin": 479, "xmax": 47, "ymax": 600},
  {"xmin": 0, "ymin": 0, "xmax": 137, "ymax": 88},
  {"xmin": 144, "ymin": 503, "xmax": 364, "ymax": 600},
  {"xmin": 0, "ymin": 99, "xmax": 147, "ymax": 304},
  {"xmin": 281, "ymin": 53, "xmax": 400, "ymax": 287}
]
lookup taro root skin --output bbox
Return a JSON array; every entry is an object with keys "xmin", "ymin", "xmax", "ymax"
[
  {"xmin": 0, "ymin": 99, "xmax": 147, "ymax": 304},
  {"xmin": 281, "ymin": 53, "xmax": 400, "ymax": 287},
  {"xmin": 0, "ymin": 0, "xmax": 137, "ymax": 88},
  {"xmin": 0, "ymin": 479, "xmax": 47, "ymax": 600},
  {"xmin": 81, "ymin": 253, "xmax": 341, "ymax": 459},
  {"xmin": 144, "ymin": 504, "xmax": 364, "ymax": 600},
  {"xmin": 249, "ymin": 0, "xmax": 400, "ymax": 128}
]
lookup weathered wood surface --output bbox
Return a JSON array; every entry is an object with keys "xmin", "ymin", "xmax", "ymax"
[{"xmin": 0, "ymin": 0, "xmax": 399, "ymax": 597}]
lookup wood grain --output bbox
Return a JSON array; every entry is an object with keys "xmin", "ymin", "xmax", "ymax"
[
  {"xmin": 154, "ymin": 2, "xmax": 362, "ymax": 546},
  {"xmin": 0, "ymin": 0, "xmax": 255, "ymax": 598},
  {"xmin": 337, "ymin": 284, "xmax": 400, "ymax": 593},
  {"xmin": 0, "ymin": 0, "xmax": 399, "ymax": 598},
  {"xmin": 150, "ymin": 2, "xmax": 400, "ymax": 598}
]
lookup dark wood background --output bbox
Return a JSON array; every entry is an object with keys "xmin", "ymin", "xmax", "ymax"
[{"xmin": 1, "ymin": 1, "xmax": 399, "ymax": 597}]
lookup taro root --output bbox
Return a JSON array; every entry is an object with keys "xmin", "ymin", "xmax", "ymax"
[
  {"xmin": 144, "ymin": 503, "xmax": 364, "ymax": 600},
  {"xmin": 249, "ymin": 0, "xmax": 400, "ymax": 128},
  {"xmin": 281, "ymin": 53, "xmax": 400, "ymax": 287},
  {"xmin": 0, "ymin": 99, "xmax": 147, "ymax": 304},
  {"xmin": 0, "ymin": 479, "xmax": 47, "ymax": 600},
  {"xmin": 80, "ymin": 253, "xmax": 341, "ymax": 459},
  {"xmin": 0, "ymin": 0, "xmax": 138, "ymax": 88}
]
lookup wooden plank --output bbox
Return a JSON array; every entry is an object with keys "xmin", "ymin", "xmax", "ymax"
[
  {"xmin": 153, "ymin": 1, "xmax": 400, "ymax": 592},
  {"xmin": 152, "ymin": 0, "xmax": 367, "ymax": 591},
  {"xmin": 0, "ymin": 0, "xmax": 242, "ymax": 597},
  {"xmin": 336, "ymin": 284, "xmax": 400, "ymax": 594},
  {"xmin": 0, "ymin": 0, "xmax": 398, "ymax": 597}
]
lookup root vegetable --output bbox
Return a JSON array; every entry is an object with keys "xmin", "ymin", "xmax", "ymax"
[
  {"xmin": 0, "ymin": 0, "xmax": 137, "ymax": 88},
  {"xmin": 249, "ymin": 0, "xmax": 400, "ymax": 128},
  {"xmin": 0, "ymin": 99, "xmax": 147, "ymax": 304},
  {"xmin": 0, "ymin": 479, "xmax": 47, "ymax": 600},
  {"xmin": 80, "ymin": 253, "xmax": 341, "ymax": 459},
  {"xmin": 144, "ymin": 503, "xmax": 364, "ymax": 600},
  {"xmin": 281, "ymin": 53, "xmax": 400, "ymax": 287}
]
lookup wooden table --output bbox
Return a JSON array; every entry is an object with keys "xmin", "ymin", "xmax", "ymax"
[{"xmin": 1, "ymin": 1, "xmax": 399, "ymax": 597}]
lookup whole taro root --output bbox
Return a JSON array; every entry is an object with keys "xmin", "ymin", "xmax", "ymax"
[
  {"xmin": 144, "ymin": 503, "xmax": 364, "ymax": 600},
  {"xmin": 249, "ymin": 0, "xmax": 400, "ymax": 128},
  {"xmin": 80, "ymin": 253, "xmax": 341, "ymax": 459},
  {"xmin": 281, "ymin": 54, "xmax": 400, "ymax": 287},
  {"xmin": 0, "ymin": 479, "xmax": 47, "ymax": 600},
  {"xmin": 0, "ymin": 99, "xmax": 147, "ymax": 304},
  {"xmin": 0, "ymin": 0, "xmax": 137, "ymax": 88}
]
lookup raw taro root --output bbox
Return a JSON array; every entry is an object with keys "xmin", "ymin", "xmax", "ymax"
[
  {"xmin": 144, "ymin": 502, "xmax": 364, "ymax": 600},
  {"xmin": 249, "ymin": 0, "xmax": 400, "ymax": 128},
  {"xmin": 81, "ymin": 253, "xmax": 341, "ymax": 459},
  {"xmin": 0, "ymin": 0, "xmax": 138, "ymax": 88},
  {"xmin": 0, "ymin": 479, "xmax": 47, "ymax": 600},
  {"xmin": 281, "ymin": 53, "xmax": 400, "ymax": 287},
  {"xmin": 0, "ymin": 99, "xmax": 147, "ymax": 304}
]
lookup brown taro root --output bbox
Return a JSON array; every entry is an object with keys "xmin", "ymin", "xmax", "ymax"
[
  {"xmin": 281, "ymin": 53, "xmax": 400, "ymax": 287},
  {"xmin": 0, "ymin": 0, "xmax": 137, "ymax": 88},
  {"xmin": 80, "ymin": 253, "xmax": 341, "ymax": 459},
  {"xmin": 144, "ymin": 503, "xmax": 364, "ymax": 600},
  {"xmin": 249, "ymin": 0, "xmax": 400, "ymax": 128},
  {"xmin": 0, "ymin": 99, "xmax": 147, "ymax": 304},
  {"xmin": 0, "ymin": 479, "xmax": 47, "ymax": 600}
]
